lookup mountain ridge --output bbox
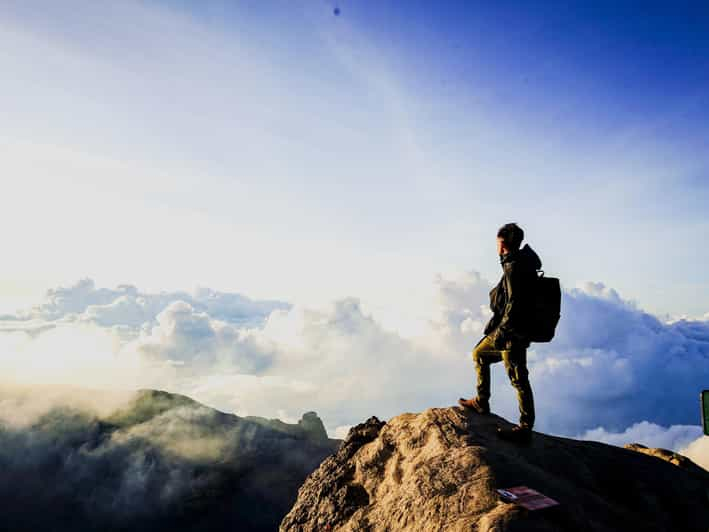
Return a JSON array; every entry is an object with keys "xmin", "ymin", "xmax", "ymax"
[{"xmin": 0, "ymin": 386, "xmax": 340, "ymax": 531}]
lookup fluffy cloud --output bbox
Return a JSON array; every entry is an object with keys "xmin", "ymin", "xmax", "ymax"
[
  {"xmin": 528, "ymin": 282, "xmax": 709, "ymax": 434},
  {"xmin": 1, "ymin": 275, "xmax": 708, "ymax": 441},
  {"xmin": 427, "ymin": 274, "xmax": 709, "ymax": 434},
  {"xmin": 0, "ymin": 280, "xmax": 288, "ymax": 396},
  {"xmin": 5, "ymin": 278, "xmax": 289, "ymax": 329},
  {"xmin": 578, "ymin": 421, "xmax": 702, "ymax": 452},
  {"xmin": 423, "ymin": 270, "xmax": 493, "ymax": 350},
  {"xmin": 680, "ymin": 435, "xmax": 709, "ymax": 471},
  {"xmin": 231, "ymin": 297, "xmax": 453, "ymax": 427},
  {"xmin": 131, "ymin": 300, "xmax": 276, "ymax": 374}
]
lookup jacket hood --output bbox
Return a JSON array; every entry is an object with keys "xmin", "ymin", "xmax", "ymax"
[{"xmin": 501, "ymin": 243, "xmax": 542, "ymax": 270}]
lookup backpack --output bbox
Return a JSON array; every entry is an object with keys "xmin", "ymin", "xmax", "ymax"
[{"xmin": 529, "ymin": 270, "xmax": 561, "ymax": 342}]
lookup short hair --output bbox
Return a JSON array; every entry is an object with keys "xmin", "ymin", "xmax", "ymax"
[{"xmin": 497, "ymin": 222, "xmax": 524, "ymax": 250}]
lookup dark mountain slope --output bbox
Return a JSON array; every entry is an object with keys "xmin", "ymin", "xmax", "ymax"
[{"xmin": 0, "ymin": 388, "xmax": 339, "ymax": 531}]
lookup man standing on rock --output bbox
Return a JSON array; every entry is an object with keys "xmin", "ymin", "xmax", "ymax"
[{"xmin": 459, "ymin": 222, "xmax": 541, "ymax": 443}]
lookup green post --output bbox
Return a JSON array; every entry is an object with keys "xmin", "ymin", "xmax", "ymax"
[{"xmin": 702, "ymin": 390, "xmax": 709, "ymax": 436}]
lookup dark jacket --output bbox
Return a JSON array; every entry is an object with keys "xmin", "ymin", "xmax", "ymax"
[{"xmin": 483, "ymin": 243, "xmax": 542, "ymax": 349}]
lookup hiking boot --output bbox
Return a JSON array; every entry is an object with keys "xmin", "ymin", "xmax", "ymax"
[
  {"xmin": 497, "ymin": 424, "xmax": 532, "ymax": 444},
  {"xmin": 457, "ymin": 396, "xmax": 490, "ymax": 415}
]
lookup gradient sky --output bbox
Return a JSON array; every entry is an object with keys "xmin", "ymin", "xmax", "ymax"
[{"xmin": 1, "ymin": 0, "xmax": 708, "ymax": 325}]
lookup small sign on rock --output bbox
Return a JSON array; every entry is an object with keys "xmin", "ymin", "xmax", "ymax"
[{"xmin": 496, "ymin": 486, "xmax": 559, "ymax": 511}]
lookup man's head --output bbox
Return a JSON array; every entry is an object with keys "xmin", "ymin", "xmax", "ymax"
[{"xmin": 496, "ymin": 223, "xmax": 524, "ymax": 256}]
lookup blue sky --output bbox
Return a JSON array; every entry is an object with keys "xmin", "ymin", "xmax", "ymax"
[{"xmin": 1, "ymin": 0, "xmax": 708, "ymax": 322}]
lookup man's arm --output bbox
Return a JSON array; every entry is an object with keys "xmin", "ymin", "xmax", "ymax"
[{"xmin": 491, "ymin": 264, "xmax": 528, "ymax": 347}]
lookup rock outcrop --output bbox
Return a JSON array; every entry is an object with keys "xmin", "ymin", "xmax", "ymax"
[
  {"xmin": 281, "ymin": 407, "xmax": 709, "ymax": 531},
  {"xmin": 623, "ymin": 442, "xmax": 707, "ymax": 474}
]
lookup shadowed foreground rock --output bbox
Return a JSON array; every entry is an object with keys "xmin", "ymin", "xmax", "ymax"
[{"xmin": 280, "ymin": 407, "xmax": 709, "ymax": 531}]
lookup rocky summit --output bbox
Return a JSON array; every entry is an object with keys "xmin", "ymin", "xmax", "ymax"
[{"xmin": 281, "ymin": 407, "xmax": 709, "ymax": 531}]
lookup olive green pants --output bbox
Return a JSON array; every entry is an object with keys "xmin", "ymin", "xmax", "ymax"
[{"xmin": 472, "ymin": 334, "xmax": 535, "ymax": 429}]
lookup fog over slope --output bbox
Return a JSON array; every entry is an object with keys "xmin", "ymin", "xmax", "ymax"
[
  {"xmin": 0, "ymin": 385, "xmax": 338, "ymax": 531},
  {"xmin": 0, "ymin": 274, "xmax": 707, "ymax": 469}
]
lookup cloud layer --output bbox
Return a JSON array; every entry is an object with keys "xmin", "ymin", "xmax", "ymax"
[
  {"xmin": 578, "ymin": 421, "xmax": 702, "ymax": 453},
  {"xmin": 1, "ymin": 278, "xmax": 289, "ymax": 329},
  {"xmin": 1, "ymin": 275, "xmax": 707, "ymax": 469}
]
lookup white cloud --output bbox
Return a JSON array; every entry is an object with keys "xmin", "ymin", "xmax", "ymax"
[
  {"xmin": 680, "ymin": 435, "xmax": 709, "ymax": 471},
  {"xmin": 130, "ymin": 300, "xmax": 275, "ymax": 374},
  {"xmin": 525, "ymin": 282, "xmax": 709, "ymax": 434},
  {"xmin": 1, "ymin": 274, "xmax": 708, "ymax": 440},
  {"xmin": 422, "ymin": 270, "xmax": 493, "ymax": 352},
  {"xmin": 333, "ymin": 425, "xmax": 353, "ymax": 439},
  {"xmin": 577, "ymin": 421, "xmax": 702, "ymax": 452},
  {"xmin": 576, "ymin": 421, "xmax": 709, "ymax": 472},
  {"xmin": 0, "ymin": 381, "xmax": 136, "ymax": 428},
  {"xmin": 15, "ymin": 278, "xmax": 289, "ymax": 328},
  {"xmin": 415, "ymin": 273, "xmax": 709, "ymax": 435}
]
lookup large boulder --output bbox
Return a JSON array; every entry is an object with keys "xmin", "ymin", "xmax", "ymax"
[{"xmin": 281, "ymin": 407, "xmax": 709, "ymax": 531}]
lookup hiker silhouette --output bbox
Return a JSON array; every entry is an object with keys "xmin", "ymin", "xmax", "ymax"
[{"xmin": 459, "ymin": 222, "xmax": 541, "ymax": 443}]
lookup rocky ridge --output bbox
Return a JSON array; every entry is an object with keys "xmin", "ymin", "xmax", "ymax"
[{"xmin": 281, "ymin": 406, "xmax": 709, "ymax": 531}]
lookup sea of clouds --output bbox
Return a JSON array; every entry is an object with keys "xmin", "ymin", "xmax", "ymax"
[{"xmin": 0, "ymin": 274, "xmax": 707, "ymax": 470}]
